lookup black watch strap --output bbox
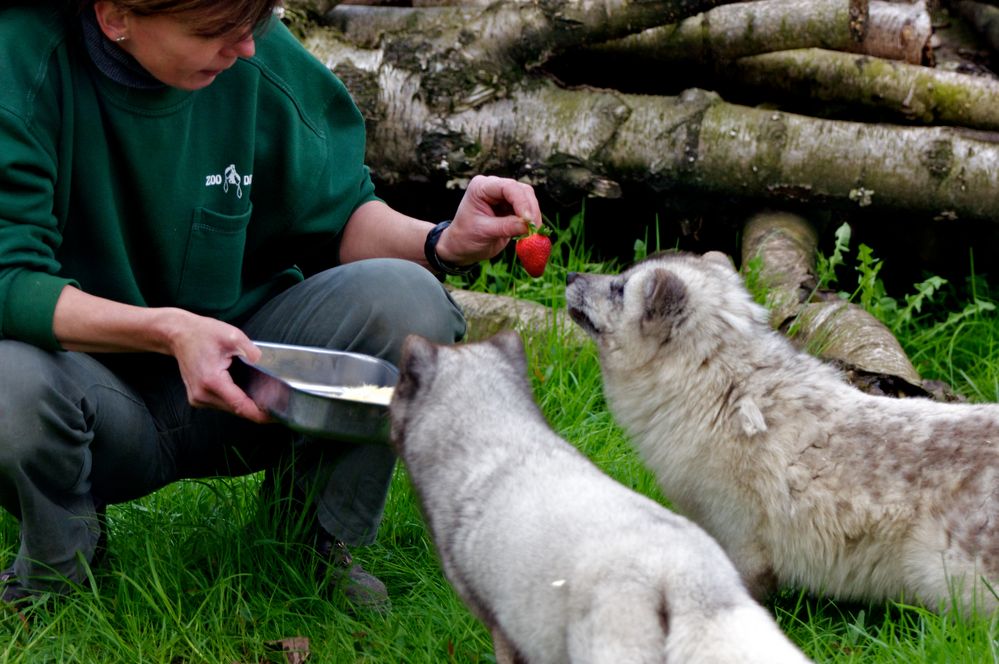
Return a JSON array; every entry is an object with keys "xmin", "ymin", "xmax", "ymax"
[{"xmin": 424, "ymin": 220, "xmax": 474, "ymax": 279}]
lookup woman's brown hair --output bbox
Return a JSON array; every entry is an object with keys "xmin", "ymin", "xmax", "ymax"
[{"xmin": 75, "ymin": 0, "xmax": 279, "ymax": 38}]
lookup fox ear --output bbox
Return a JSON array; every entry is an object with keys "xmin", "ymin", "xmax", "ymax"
[
  {"xmin": 395, "ymin": 334, "xmax": 438, "ymax": 402},
  {"xmin": 703, "ymin": 251, "xmax": 735, "ymax": 270},
  {"xmin": 488, "ymin": 330, "xmax": 529, "ymax": 378},
  {"xmin": 487, "ymin": 329, "xmax": 540, "ymax": 407},
  {"xmin": 641, "ymin": 268, "xmax": 688, "ymax": 340},
  {"xmin": 489, "ymin": 329, "xmax": 524, "ymax": 361}
]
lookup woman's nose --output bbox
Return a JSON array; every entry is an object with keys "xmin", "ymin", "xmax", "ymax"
[{"xmin": 221, "ymin": 34, "xmax": 255, "ymax": 59}]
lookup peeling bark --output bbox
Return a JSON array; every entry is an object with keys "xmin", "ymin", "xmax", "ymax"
[
  {"xmin": 294, "ymin": 6, "xmax": 999, "ymax": 219},
  {"xmin": 303, "ymin": 19, "xmax": 999, "ymax": 218},
  {"xmin": 319, "ymin": 0, "xmax": 737, "ymax": 87},
  {"xmin": 578, "ymin": 0, "xmax": 929, "ymax": 66},
  {"xmin": 284, "ymin": 0, "xmax": 341, "ymax": 18},
  {"xmin": 732, "ymin": 48, "xmax": 999, "ymax": 130},
  {"xmin": 610, "ymin": 89, "xmax": 999, "ymax": 221},
  {"xmin": 845, "ymin": 0, "xmax": 932, "ymax": 63}
]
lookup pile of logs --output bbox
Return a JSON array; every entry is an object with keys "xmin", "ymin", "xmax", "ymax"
[
  {"xmin": 281, "ymin": 0, "xmax": 999, "ymax": 224},
  {"xmin": 281, "ymin": 0, "xmax": 999, "ymax": 397}
]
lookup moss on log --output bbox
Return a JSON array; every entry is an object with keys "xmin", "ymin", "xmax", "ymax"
[{"xmin": 732, "ymin": 48, "xmax": 999, "ymax": 130}]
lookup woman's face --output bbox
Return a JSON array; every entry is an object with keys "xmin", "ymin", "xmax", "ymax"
[{"xmin": 95, "ymin": 3, "xmax": 257, "ymax": 90}]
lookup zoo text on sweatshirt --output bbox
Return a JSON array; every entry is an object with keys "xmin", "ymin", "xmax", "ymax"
[{"xmin": 0, "ymin": 5, "xmax": 377, "ymax": 351}]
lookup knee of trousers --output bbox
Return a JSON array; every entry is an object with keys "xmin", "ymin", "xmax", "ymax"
[
  {"xmin": 324, "ymin": 259, "xmax": 467, "ymax": 362},
  {"xmin": 0, "ymin": 342, "xmax": 90, "ymax": 487}
]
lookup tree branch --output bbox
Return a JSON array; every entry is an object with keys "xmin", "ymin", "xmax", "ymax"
[
  {"xmin": 321, "ymin": 0, "xmax": 739, "ymax": 81},
  {"xmin": 732, "ymin": 48, "xmax": 999, "ymax": 130},
  {"xmin": 846, "ymin": 0, "xmax": 931, "ymax": 64},
  {"xmin": 587, "ymin": 0, "xmax": 868, "ymax": 66},
  {"xmin": 303, "ymin": 19, "xmax": 999, "ymax": 218}
]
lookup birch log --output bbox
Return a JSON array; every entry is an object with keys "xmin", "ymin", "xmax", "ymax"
[
  {"xmin": 303, "ymin": 21, "xmax": 999, "ymax": 218},
  {"xmin": 732, "ymin": 48, "xmax": 999, "ymax": 129},
  {"xmin": 587, "ymin": 0, "xmax": 868, "ymax": 65},
  {"xmin": 660, "ymin": 95, "xmax": 999, "ymax": 221},
  {"xmin": 446, "ymin": 288, "xmax": 588, "ymax": 344},
  {"xmin": 844, "ymin": 0, "xmax": 932, "ymax": 63},
  {"xmin": 739, "ymin": 211, "xmax": 819, "ymax": 328},
  {"xmin": 740, "ymin": 212, "xmax": 927, "ymax": 397},
  {"xmin": 320, "ymin": 0, "xmax": 738, "ymax": 86}
]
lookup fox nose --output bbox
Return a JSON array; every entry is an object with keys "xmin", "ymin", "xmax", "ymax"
[{"xmin": 566, "ymin": 272, "xmax": 579, "ymax": 285}]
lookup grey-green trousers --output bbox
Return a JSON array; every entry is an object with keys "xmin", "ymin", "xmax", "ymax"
[{"xmin": 0, "ymin": 259, "xmax": 465, "ymax": 592}]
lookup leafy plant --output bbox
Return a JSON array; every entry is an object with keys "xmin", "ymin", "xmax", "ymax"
[
  {"xmin": 815, "ymin": 222, "xmax": 852, "ymax": 290},
  {"xmin": 814, "ymin": 224, "xmax": 999, "ymax": 401},
  {"xmin": 816, "ymin": 222, "xmax": 965, "ymax": 334}
]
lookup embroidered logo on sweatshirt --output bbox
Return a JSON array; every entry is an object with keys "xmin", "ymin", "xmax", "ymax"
[{"xmin": 205, "ymin": 164, "xmax": 253, "ymax": 198}]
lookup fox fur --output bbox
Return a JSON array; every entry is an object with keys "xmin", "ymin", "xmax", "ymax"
[
  {"xmin": 389, "ymin": 330, "xmax": 811, "ymax": 663},
  {"xmin": 566, "ymin": 251, "xmax": 999, "ymax": 613}
]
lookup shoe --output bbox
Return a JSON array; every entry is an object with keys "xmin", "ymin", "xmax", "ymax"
[
  {"xmin": 314, "ymin": 529, "xmax": 391, "ymax": 613},
  {"xmin": 1, "ymin": 500, "xmax": 107, "ymax": 614},
  {"xmin": 258, "ymin": 470, "xmax": 390, "ymax": 611},
  {"xmin": 0, "ymin": 569, "xmax": 35, "ymax": 617},
  {"xmin": 1, "ymin": 570, "xmax": 28, "ymax": 603}
]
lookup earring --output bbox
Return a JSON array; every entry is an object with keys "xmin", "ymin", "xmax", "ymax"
[{"xmin": 114, "ymin": 35, "xmax": 127, "ymax": 42}]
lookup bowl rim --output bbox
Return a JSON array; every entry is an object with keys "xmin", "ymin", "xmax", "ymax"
[{"xmin": 244, "ymin": 341, "xmax": 400, "ymax": 385}]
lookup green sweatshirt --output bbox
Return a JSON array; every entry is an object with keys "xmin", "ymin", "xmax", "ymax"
[{"xmin": 0, "ymin": 5, "xmax": 378, "ymax": 351}]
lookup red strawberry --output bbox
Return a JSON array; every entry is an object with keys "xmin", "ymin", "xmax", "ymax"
[{"xmin": 515, "ymin": 227, "xmax": 552, "ymax": 278}]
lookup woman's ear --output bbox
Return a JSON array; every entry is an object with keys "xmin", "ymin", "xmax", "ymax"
[{"xmin": 92, "ymin": 1, "xmax": 130, "ymax": 42}]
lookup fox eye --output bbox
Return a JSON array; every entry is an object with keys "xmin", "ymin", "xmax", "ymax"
[{"xmin": 610, "ymin": 279, "xmax": 625, "ymax": 301}]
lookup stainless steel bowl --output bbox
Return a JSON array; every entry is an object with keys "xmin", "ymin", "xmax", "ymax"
[{"xmin": 231, "ymin": 341, "xmax": 398, "ymax": 444}]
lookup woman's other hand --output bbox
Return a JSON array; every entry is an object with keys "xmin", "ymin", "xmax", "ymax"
[
  {"xmin": 53, "ymin": 286, "xmax": 270, "ymax": 423},
  {"xmin": 168, "ymin": 315, "xmax": 271, "ymax": 423}
]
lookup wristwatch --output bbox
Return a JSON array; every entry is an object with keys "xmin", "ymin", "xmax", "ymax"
[{"xmin": 424, "ymin": 220, "xmax": 474, "ymax": 280}]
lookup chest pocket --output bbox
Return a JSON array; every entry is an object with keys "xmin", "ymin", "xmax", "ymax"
[{"xmin": 176, "ymin": 205, "xmax": 252, "ymax": 312}]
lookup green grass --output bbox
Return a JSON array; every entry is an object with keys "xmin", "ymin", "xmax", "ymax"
[{"xmin": 2, "ymin": 218, "xmax": 998, "ymax": 662}]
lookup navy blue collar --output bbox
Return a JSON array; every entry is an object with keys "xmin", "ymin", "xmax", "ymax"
[{"xmin": 80, "ymin": 7, "xmax": 165, "ymax": 90}]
